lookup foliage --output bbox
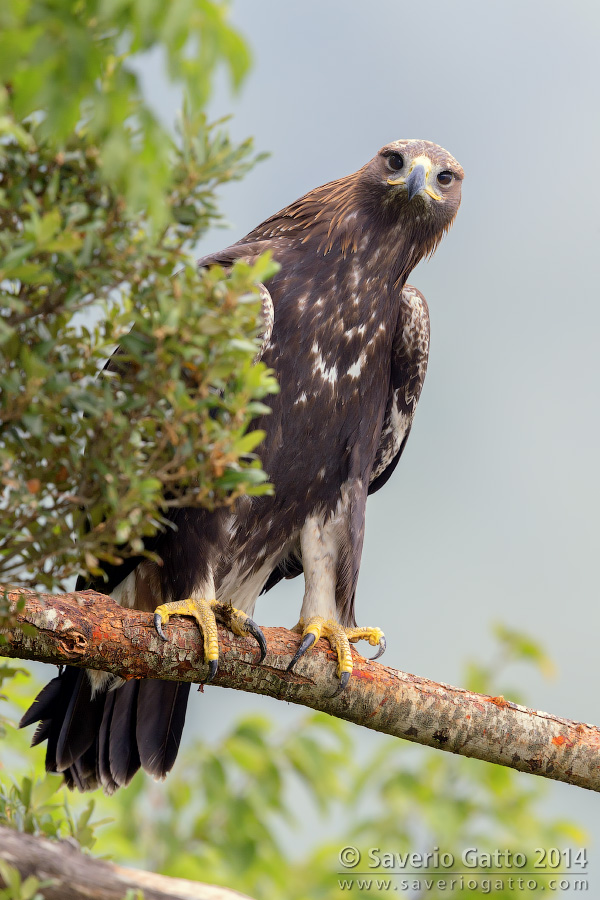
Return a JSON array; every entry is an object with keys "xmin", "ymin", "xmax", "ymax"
[
  {"xmin": 0, "ymin": 0, "xmax": 251, "ymax": 226},
  {"xmin": 0, "ymin": 860, "xmax": 52, "ymax": 900},
  {"xmin": 0, "ymin": 629, "xmax": 587, "ymax": 900},
  {"xmin": 0, "ymin": 1, "xmax": 278, "ymax": 593}
]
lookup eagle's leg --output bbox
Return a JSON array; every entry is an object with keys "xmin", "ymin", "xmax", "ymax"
[
  {"xmin": 287, "ymin": 513, "xmax": 385, "ymax": 693},
  {"xmin": 153, "ymin": 598, "xmax": 266, "ymax": 681},
  {"xmin": 288, "ymin": 618, "xmax": 386, "ymax": 694}
]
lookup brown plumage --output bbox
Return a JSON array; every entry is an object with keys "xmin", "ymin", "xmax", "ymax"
[{"xmin": 22, "ymin": 139, "xmax": 463, "ymax": 792}]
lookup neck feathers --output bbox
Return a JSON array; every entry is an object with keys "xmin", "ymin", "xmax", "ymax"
[{"xmin": 250, "ymin": 170, "xmax": 450, "ymax": 285}]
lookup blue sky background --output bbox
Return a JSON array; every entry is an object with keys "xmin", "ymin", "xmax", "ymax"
[{"xmin": 131, "ymin": 0, "xmax": 600, "ymax": 853}]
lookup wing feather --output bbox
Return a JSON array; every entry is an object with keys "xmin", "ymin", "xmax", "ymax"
[{"xmin": 369, "ymin": 284, "xmax": 430, "ymax": 493}]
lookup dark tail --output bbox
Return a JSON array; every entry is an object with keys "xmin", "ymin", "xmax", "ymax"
[{"xmin": 20, "ymin": 668, "xmax": 190, "ymax": 793}]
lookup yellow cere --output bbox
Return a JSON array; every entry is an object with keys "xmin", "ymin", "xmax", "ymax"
[{"xmin": 388, "ymin": 153, "xmax": 442, "ymax": 201}]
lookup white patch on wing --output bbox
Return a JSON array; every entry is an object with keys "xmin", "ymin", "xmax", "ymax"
[
  {"xmin": 294, "ymin": 391, "xmax": 308, "ymax": 405},
  {"xmin": 347, "ymin": 349, "xmax": 368, "ymax": 378},
  {"xmin": 255, "ymin": 283, "xmax": 274, "ymax": 361},
  {"xmin": 389, "ymin": 398, "xmax": 412, "ymax": 450},
  {"xmin": 370, "ymin": 393, "xmax": 412, "ymax": 484},
  {"xmin": 311, "ymin": 342, "xmax": 338, "ymax": 385},
  {"xmin": 343, "ymin": 322, "xmax": 367, "ymax": 341}
]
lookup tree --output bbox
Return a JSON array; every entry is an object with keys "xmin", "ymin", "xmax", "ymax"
[
  {"xmin": 0, "ymin": 1, "xmax": 279, "ymax": 895},
  {"xmin": 0, "ymin": 623, "xmax": 587, "ymax": 899},
  {"xmin": 0, "ymin": 0, "xmax": 277, "ymax": 598}
]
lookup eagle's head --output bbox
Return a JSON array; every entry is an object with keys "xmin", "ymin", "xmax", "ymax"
[
  {"xmin": 259, "ymin": 139, "xmax": 463, "ymax": 274},
  {"xmin": 366, "ymin": 139, "xmax": 463, "ymax": 232}
]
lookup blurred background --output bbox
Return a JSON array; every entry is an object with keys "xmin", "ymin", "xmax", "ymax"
[{"xmin": 134, "ymin": 0, "xmax": 600, "ymax": 843}]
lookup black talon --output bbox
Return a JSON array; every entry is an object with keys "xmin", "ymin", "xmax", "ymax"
[
  {"xmin": 154, "ymin": 613, "xmax": 167, "ymax": 641},
  {"xmin": 205, "ymin": 659, "xmax": 218, "ymax": 683},
  {"xmin": 287, "ymin": 632, "xmax": 316, "ymax": 672},
  {"xmin": 246, "ymin": 618, "xmax": 267, "ymax": 663},
  {"xmin": 330, "ymin": 671, "xmax": 351, "ymax": 697},
  {"xmin": 370, "ymin": 635, "xmax": 386, "ymax": 661}
]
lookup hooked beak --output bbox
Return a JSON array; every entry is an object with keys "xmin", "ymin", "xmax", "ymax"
[
  {"xmin": 406, "ymin": 164, "xmax": 426, "ymax": 202},
  {"xmin": 387, "ymin": 155, "xmax": 442, "ymax": 202}
]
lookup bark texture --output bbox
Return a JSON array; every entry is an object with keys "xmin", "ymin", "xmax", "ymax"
[
  {"xmin": 2, "ymin": 587, "xmax": 600, "ymax": 792},
  {"xmin": 0, "ymin": 825, "xmax": 254, "ymax": 899}
]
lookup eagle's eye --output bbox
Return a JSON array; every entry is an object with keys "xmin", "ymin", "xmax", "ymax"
[
  {"xmin": 385, "ymin": 152, "xmax": 404, "ymax": 172},
  {"xmin": 437, "ymin": 170, "xmax": 453, "ymax": 186}
]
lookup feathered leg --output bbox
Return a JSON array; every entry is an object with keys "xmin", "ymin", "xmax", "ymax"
[{"xmin": 287, "ymin": 487, "xmax": 385, "ymax": 693}]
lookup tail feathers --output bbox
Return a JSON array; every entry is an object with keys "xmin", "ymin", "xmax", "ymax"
[
  {"xmin": 31, "ymin": 719, "xmax": 51, "ymax": 747},
  {"xmin": 98, "ymin": 691, "xmax": 119, "ymax": 795},
  {"xmin": 108, "ymin": 680, "xmax": 141, "ymax": 788},
  {"xmin": 19, "ymin": 675, "xmax": 65, "ymax": 729},
  {"xmin": 20, "ymin": 668, "xmax": 190, "ymax": 792},
  {"xmin": 19, "ymin": 667, "xmax": 88, "ymax": 774},
  {"xmin": 55, "ymin": 671, "xmax": 104, "ymax": 771},
  {"xmin": 65, "ymin": 737, "xmax": 101, "ymax": 792},
  {"xmin": 136, "ymin": 680, "xmax": 191, "ymax": 779}
]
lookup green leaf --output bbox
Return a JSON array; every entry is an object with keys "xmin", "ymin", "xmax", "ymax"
[
  {"xmin": 233, "ymin": 429, "xmax": 266, "ymax": 455},
  {"xmin": 493, "ymin": 622, "xmax": 556, "ymax": 678}
]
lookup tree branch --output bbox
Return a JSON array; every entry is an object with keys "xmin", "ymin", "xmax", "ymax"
[
  {"xmin": 0, "ymin": 825, "xmax": 255, "ymax": 900},
  {"xmin": 2, "ymin": 586, "xmax": 599, "ymax": 793}
]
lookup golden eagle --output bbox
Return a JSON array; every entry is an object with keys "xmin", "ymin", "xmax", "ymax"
[{"xmin": 21, "ymin": 139, "xmax": 463, "ymax": 792}]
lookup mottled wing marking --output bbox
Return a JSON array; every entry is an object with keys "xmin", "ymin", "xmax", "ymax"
[
  {"xmin": 255, "ymin": 282, "xmax": 274, "ymax": 362},
  {"xmin": 369, "ymin": 284, "xmax": 430, "ymax": 490}
]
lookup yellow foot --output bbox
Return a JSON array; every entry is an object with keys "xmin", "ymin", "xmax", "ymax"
[
  {"xmin": 287, "ymin": 616, "xmax": 386, "ymax": 695},
  {"xmin": 153, "ymin": 598, "xmax": 267, "ymax": 682}
]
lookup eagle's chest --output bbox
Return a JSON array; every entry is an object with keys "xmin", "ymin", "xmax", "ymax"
[
  {"xmin": 270, "ymin": 256, "xmax": 395, "ymax": 392},
  {"xmin": 258, "ymin": 257, "xmax": 398, "ymax": 490}
]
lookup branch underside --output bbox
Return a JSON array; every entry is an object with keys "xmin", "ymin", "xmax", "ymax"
[
  {"xmin": 0, "ymin": 825, "xmax": 254, "ymax": 900},
  {"xmin": 2, "ymin": 587, "xmax": 599, "ymax": 793}
]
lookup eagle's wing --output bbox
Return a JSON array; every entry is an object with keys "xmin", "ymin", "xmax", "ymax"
[
  {"xmin": 261, "ymin": 283, "xmax": 430, "ymax": 595},
  {"xmin": 368, "ymin": 284, "xmax": 430, "ymax": 493},
  {"xmin": 254, "ymin": 282, "xmax": 274, "ymax": 361}
]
